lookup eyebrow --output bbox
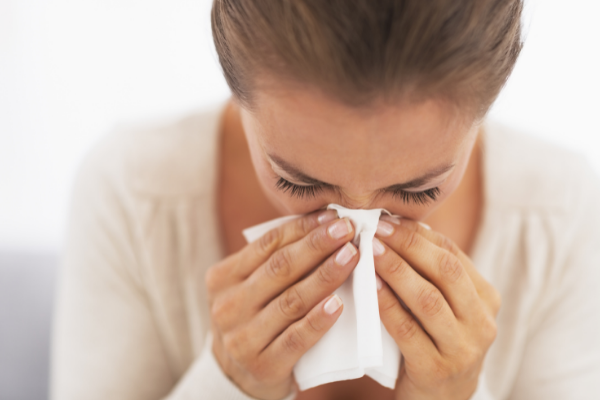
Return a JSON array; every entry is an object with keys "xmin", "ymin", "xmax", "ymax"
[{"xmin": 268, "ymin": 154, "xmax": 455, "ymax": 191}]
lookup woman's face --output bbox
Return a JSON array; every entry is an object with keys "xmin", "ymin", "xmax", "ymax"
[{"xmin": 239, "ymin": 84, "xmax": 481, "ymax": 221}]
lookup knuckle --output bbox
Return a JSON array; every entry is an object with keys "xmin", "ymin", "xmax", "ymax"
[
  {"xmin": 417, "ymin": 286, "xmax": 444, "ymax": 317},
  {"xmin": 316, "ymin": 262, "xmax": 339, "ymax": 286},
  {"xmin": 431, "ymin": 357, "xmax": 452, "ymax": 382},
  {"xmin": 247, "ymin": 359, "xmax": 269, "ymax": 382},
  {"xmin": 204, "ymin": 266, "xmax": 219, "ymax": 296},
  {"xmin": 298, "ymin": 215, "xmax": 317, "ymax": 237},
  {"xmin": 488, "ymin": 286, "xmax": 502, "ymax": 315},
  {"xmin": 304, "ymin": 229, "xmax": 326, "ymax": 254},
  {"xmin": 222, "ymin": 331, "xmax": 248, "ymax": 362},
  {"xmin": 481, "ymin": 315, "xmax": 498, "ymax": 344},
  {"xmin": 258, "ymin": 228, "xmax": 282, "ymax": 256},
  {"xmin": 282, "ymin": 325, "xmax": 307, "ymax": 354},
  {"xmin": 266, "ymin": 249, "xmax": 293, "ymax": 280},
  {"xmin": 387, "ymin": 256, "xmax": 411, "ymax": 278},
  {"xmin": 439, "ymin": 252, "xmax": 463, "ymax": 283},
  {"xmin": 222, "ymin": 332, "xmax": 238, "ymax": 357},
  {"xmin": 379, "ymin": 293, "xmax": 398, "ymax": 314},
  {"xmin": 304, "ymin": 310, "xmax": 326, "ymax": 333},
  {"xmin": 439, "ymin": 235, "xmax": 459, "ymax": 255},
  {"xmin": 392, "ymin": 315, "xmax": 419, "ymax": 341},
  {"xmin": 278, "ymin": 287, "xmax": 306, "ymax": 319},
  {"xmin": 210, "ymin": 299, "xmax": 229, "ymax": 329},
  {"xmin": 210, "ymin": 292, "xmax": 240, "ymax": 330},
  {"xmin": 249, "ymin": 359, "xmax": 285, "ymax": 384},
  {"xmin": 400, "ymin": 230, "xmax": 421, "ymax": 252},
  {"xmin": 456, "ymin": 344, "xmax": 483, "ymax": 373},
  {"xmin": 209, "ymin": 302, "xmax": 220, "ymax": 325}
]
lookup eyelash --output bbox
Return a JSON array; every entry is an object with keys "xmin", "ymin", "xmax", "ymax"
[
  {"xmin": 388, "ymin": 186, "xmax": 441, "ymax": 205},
  {"xmin": 275, "ymin": 177, "xmax": 324, "ymax": 198},
  {"xmin": 275, "ymin": 177, "xmax": 441, "ymax": 205}
]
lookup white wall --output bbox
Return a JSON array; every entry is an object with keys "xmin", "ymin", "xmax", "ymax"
[
  {"xmin": 0, "ymin": 0, "xmax": 229, "ymax": 251},
  {"xmin": 1, "ymin": 0, "xmax": 599, "ymax": 252},
  {"xmin": 489, "ymin": 0, "xmax": 600, "ymax": 165}
]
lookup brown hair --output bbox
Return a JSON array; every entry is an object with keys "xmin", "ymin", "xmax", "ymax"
[{"xmin": 211, "ymin": 0, "xmax": 523, "ymax": 119}]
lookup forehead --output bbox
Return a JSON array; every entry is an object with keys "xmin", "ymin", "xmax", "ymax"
[{"xmin": 243, "ymin": 86, "xmax": 474, "ymax": 189}]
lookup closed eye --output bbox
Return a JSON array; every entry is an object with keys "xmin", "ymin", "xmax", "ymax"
[
  {"xmin": 275, "ymin": 177, "xmax": 324, "ymax": 198},
  {"xmin": 386, "ymin": 186, "xmax": 441, "ymax": 205},
  {"xmin": 275, "ymin": 177, "xmax": 441, "ymax": 205}
]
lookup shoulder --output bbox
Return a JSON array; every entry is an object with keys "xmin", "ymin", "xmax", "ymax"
[
  {"xmin": 65, "ymin": 102, "xmax": 227, "ymax": 304},
  {"xmin": 74, "ymin": 102, "xmax": 226, "ymax": 200},
  {"xmin": 482, "ymin": 119, "xmax": 600, "ymax": 217},
  {"xmin": 481, "ymin": 119, "xmax": 600, "ymax": 280}
]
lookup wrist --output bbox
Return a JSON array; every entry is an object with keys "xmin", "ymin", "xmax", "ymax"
[
  {"xmin": 396, "ymin": 375, "xmax": 478, "ymax": 400},
  {"xmin": 212, "ymin": 337, "xmax": 294, "ymax": 400}
]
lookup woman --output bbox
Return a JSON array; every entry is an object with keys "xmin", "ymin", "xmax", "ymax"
[{"xmin": 51, "ymin": 1, "xmax": 600, "ymax": 399}]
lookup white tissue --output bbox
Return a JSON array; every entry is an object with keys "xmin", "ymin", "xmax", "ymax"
[{"xmin": 242, "ymin": 204, "xmax": 401, "ymax": 391}]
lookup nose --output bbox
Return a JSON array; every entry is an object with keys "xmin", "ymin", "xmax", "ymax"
[{"xmin": 337, "ymin": 189, "xmax": 379, "ymax": 209}]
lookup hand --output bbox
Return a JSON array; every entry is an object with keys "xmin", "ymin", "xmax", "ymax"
[
  {"xmin": 373, "ymin": 216, "xmax": 501, "ymax": 400},
  {"xmin": 205, "ymin": 210, "xmax": 359, "ymax": 400}
]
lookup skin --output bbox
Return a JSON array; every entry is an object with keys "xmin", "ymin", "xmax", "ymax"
[{"xmin": 208, "ymin": 83, "xmax": 500, "ymax": 400}]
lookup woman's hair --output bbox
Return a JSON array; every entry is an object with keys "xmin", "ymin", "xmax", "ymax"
[{"xmin": 211, "ymin": 0, "xmax": 524, "ymax": 119}]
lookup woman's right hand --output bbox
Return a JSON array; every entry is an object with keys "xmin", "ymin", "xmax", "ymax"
[{"xmin": 205, "ymin": 210, "xmax": 359, "ymax": 400}]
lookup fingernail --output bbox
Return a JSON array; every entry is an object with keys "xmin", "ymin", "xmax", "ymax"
[
  {"xmin": 375, "ymin": 274, "xmax": 382, "ymax": 291},
  {"xmin": 372, "ymin": 237, "xmax": 385, "ymax": 256},
  {"xmin": 418, "ymin": 221, "xmax": 431, "ymax": 230},
  {"xmin": 335, "ymin": 242, "xmax": 357, "ymax": 266},
  {"xmin": 380, "ymin": 215, "xmax": 401, "ymax": 225},
  {"xmin": 328, "ymin": 218, "xmax": 353, "ymax": 240},
  {"xmin": 376, "ymin": 220, "xmax": 394, "ymax": 237},
  {"xmin": 318, "ymin": 210, "xmax": 337, "ymax": 224},
  {"xmin": 324, "ymin": 294, "xmax": 343, "ymax": 315}
]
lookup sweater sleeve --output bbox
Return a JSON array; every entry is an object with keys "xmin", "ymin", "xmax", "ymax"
[
  {"xmin": 50, "ymin": 136, "xmax": 297, "ymax": 400},
  {"xmin": 166, "ymin": 331, "xmax": 296, "ymax": 400},
  {"xmin": 507, "ymin": 162, "xmax": 600, "ymax": 400}
]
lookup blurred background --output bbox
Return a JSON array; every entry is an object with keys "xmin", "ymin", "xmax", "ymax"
[{"xmin": 0, "ymin": 0, "xmax": 598, "ymax": 399}]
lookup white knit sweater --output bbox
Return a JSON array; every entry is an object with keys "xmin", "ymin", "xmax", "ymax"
[{"xmin": 50, "ymin": 102, "xmax": 600, "ymax": 400}]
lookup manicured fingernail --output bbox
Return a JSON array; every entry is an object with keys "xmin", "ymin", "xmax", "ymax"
[
  {"xmin": 318, "ymin": 210, "xmax": 337, "ymax": 224},
  {"xmin": 335, "ymin": 242, "xmax": 357, "ymax": 266},
  {"xmin": 328, "ymin": 218, "xmax": 353, "ymax": 240},
  {"xmin": 324, "ymin": 294, "xmax": 343, "ymax": 314},
  {"xmin": 418, "ymin": 221, "xmax": 431, "ymax": 230},
  {"xmin": 375, "ymin": 274, "xmax": 383, "ymax": 291},
  {"xmin": 372, "ymin": 237, "xmax": 385, "ymax": 256},
  {"xmin": 376, "ymin": 220, "xmax": 394, "ymax": 237},
  {"xmin": 380, "ymin": 215, "xmax": 401, "ymax": 225}
]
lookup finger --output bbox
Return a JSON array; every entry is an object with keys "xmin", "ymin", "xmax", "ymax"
[
  {"xmin": 379, "ymin": 216, "xmax": 501, "ymax": 316},
  {"xmin": 206, "ymin": 209, "xmax": 338, "ymax": 295},
  {"xmin": 236, "ymin": 209, "xmax": 339, "ymax": 279},
  {"xmin": 260, "ymin": 293, "xmax": 344, "ymax": 372},
  {"xmin": 375, "ymin": 219, "xmax": 482, "ymax": 321},
  {"xmin": 209, "ymin": 216, "xmax": 353, "ymax": 335},
  {"xmin": 244, "ymin": 217, "xmax": 355, "ymax": 309},
  {"xmin": 372, "ymin": 238, "xmax": 459, "ymax": 347},
  {"xmin": 380, "ymin": 215, "xmax": 486, "ymax": 290},
  {"xmin": 375, "ymin": 274, "xmax": 439, "ymax": 365},
  {"xmin": 246, "ymin": 242, "xmax": 358, "ymax": 351}
]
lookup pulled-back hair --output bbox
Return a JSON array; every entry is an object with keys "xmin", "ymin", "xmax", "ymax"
[{"xmin": 211, "ymin": 0, "xmax": 523, "ymax": 119}]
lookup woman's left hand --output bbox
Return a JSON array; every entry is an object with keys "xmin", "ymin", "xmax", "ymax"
[{"xmin": 373, "ymin": 216, "xmax": 501, "ymax": 400}]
